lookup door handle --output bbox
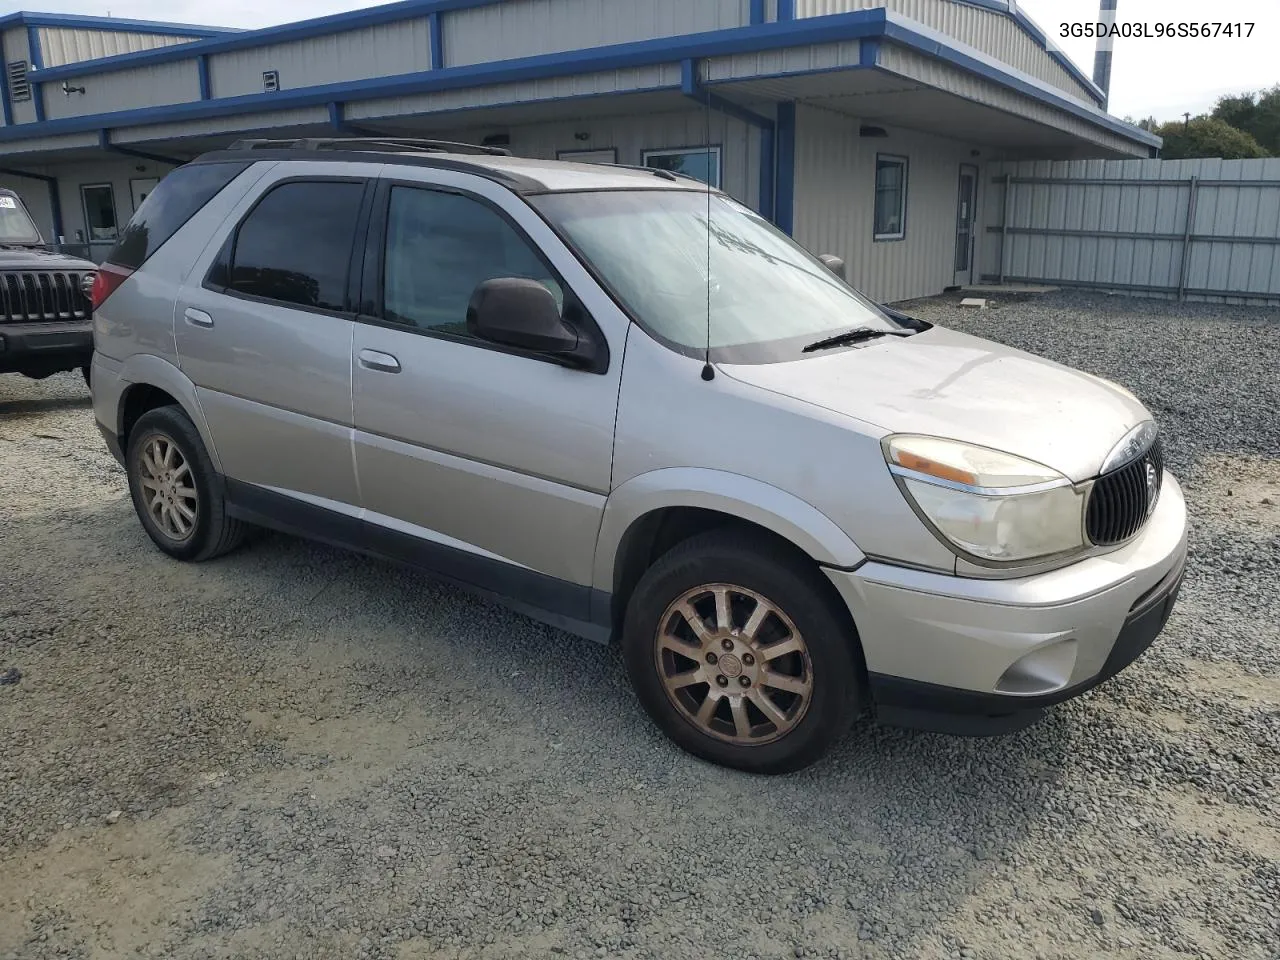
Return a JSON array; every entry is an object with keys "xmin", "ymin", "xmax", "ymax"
[
  {"xmin": 184, "ymin": 307, "xmax": 214, "ymax": 328},
  {"xmin": 358, "ymin": 349, "xmax": 401, "ymax": 374}
]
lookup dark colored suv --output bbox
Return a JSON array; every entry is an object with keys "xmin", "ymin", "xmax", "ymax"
[{"xmin": 0, "ymin": 187, "xmax": 96, "ymax": 383}]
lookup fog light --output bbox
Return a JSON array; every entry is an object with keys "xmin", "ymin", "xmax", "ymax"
[{"xmin": 995, "ymin": 640, "xmax": 1078, "ymax": 695}]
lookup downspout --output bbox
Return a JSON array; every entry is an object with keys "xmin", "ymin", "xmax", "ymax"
[
  {"xmin": 775, "ymin": 102, "xmax": 796, "ymax": 236},
  {"xmin": 680, "ymin": 58, "xmax": 777, "ymax": 224},
  {"xmin": 0, "ymin": 167, "xmax": 64, "ymax": 246},
  {"xmin": 26, "ymin": 25, "xmax": 46, "ymax": 122},
  {"xmin": 98, "ymin": 129, "xmax": 185, "ymax": 167}
]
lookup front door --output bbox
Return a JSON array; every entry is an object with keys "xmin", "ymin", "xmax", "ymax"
[
  {"xmin": 954, "ymin": 164, "xmax": 978, "ymax": 286},
  {"xmin": 350, "ymin": 175, "xmax": 623, "ymax": 613}
]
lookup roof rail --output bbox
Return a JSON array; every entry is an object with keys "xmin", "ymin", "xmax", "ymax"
[{"xmin": 225, "ymin": 137, "xmax": 513, "ymax": 156}]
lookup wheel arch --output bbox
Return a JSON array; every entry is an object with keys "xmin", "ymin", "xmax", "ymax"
[
  {"xmin": 116, "ymin": 355, "xmax": 221, "ymax": 473},
  {"xmin": 595, "ymin": 468, "xmax": 866, "ymax": 637}
]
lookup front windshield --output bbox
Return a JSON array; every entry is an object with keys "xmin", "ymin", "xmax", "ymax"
[
  {"xmin": 0, "ymin": 194, "xmax": 42, "ymax": 244},
  {"xmin": 531, "ymin": 189, "xmax": 895, "ymax": 359}
]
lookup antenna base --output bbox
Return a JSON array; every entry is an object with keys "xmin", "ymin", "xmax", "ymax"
[{"xmin": 701, "ymin": 363, "xmax": 715, "ymax": 381}]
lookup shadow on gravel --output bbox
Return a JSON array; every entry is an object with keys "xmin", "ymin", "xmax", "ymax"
[{"xmin": 0, "ymin": 395, "xmax": 92, "ymax": 419}]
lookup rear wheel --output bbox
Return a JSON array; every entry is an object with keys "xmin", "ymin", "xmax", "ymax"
[
  {"xmin": 125, "ymin": 405, "xmax": 246, "ymax": 562},
  {"xmin": 622, "ymin": 529, "xmax": 862, "ymax": 774}
]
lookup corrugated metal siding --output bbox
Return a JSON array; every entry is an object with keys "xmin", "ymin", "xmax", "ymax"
[
  {"xmin": 704, "ymin": 39, "xmax": 862, "ymax": 81},
  {"xmin": 444, "ymin": 0, "xmax": 751, "ymax": 66},
  {"xmin": 3, "ymin": 28, "xmax": 36, "ymax": 126},
  {"xmin": 113, "ymin": 105, "xmax": 330, "ymax": 143},
  {"xmin": 208, "ymin": 19, "xmax": 433, "ymax": 99},
  {"xmin": 795, "ymin": 0, "xmax": 1094, "ymax": 103},
  {"xmin": 879, "ymin": 44, "xmax": 1143, "ymax": 157},
  {"xmin": 42, "ymin": 60, "xmax": 200, "ymax": 120},
  {"xmin": 444, "ymin": 110, "xmax": 761, "ymax": 210},
  {"xmin": 793, "ymin": 104, "xmax": 977, "ymax": 302},
  {"xmin": 347, "ymin": 64, "xmax": 683, "ymax": 120},
  {"xmin": 982, "ymin": 158, "xmax": 1280, "ymax": 305},
  {"xmin": 36, "ymin": 28, "xmax": 200, "ymax": 68}
]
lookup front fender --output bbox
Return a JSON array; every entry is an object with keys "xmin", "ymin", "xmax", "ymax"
[
  {"xmin": 113, "ymin": 354, "xmax": 222, "ymax": 473},
  {"xmin": 592, "ymin": 467, "xmax": 866, "ymax": 593}
]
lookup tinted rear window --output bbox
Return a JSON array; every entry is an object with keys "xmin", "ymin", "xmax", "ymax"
[{"xmin": 106, "ymin": 161, "xmax": 249, "ymax": 269}]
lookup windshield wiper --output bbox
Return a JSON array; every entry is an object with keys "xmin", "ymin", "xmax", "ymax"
[{"xmin": 802, "ymin": 327, "xmax": 913, "ymax": 353}]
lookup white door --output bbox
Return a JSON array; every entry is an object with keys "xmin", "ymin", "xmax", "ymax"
[{"xmin": 130, "ymin": 177, "xmax": 160, "ymax": 214}]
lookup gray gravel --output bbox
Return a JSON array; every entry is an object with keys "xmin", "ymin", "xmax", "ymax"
[{"xmin": 1, "ymin": 289, "xmax": 1278, "ymax": 960}]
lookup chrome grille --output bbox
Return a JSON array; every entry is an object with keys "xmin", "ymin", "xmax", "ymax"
[
  {"xmin": 1086, "ymin": 435, "xmax": 1165, "ymax": 546},
  {"xmin": 0, "ymin": 270, "xmax": 93, "ymax": 323}
]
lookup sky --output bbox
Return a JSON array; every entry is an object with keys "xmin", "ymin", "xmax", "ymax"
[{"xmin": 2, "ymin": 0, "xmax": 1276, "ymax": 122}]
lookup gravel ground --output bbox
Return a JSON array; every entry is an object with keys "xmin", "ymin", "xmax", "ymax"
[{"xmin": 1, "ymin": 289, "xmax": 1278, "ymax": 960}]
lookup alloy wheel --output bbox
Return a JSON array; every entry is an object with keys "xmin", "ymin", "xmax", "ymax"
[
  {"xmin": 654, "ymin": 583, "xmax": 814, "ymax": 746},
  {"xmin": 137, "ymin": 435, "xmax": 199, "ymax": 542}
]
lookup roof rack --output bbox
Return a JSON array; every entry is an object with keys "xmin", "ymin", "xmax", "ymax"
[{"xmin": 225, "ymin": 137, "xmax": 513, "ymax": 157}]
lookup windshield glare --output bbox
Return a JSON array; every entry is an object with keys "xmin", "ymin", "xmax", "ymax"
[
  {"xmin": 532, "ymin": 189, "xmax": 895, "ymax": 359},
  {"xmin": 0, "ymin": 195, "xmax": 42, "ymax": 244}
]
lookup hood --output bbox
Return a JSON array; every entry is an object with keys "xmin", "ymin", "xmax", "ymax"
[
  {"xmin": 719, "ymin": 326, "xmax": 1151, "ymax": 483},
  {"xmin": 0, "ymin": 246, "xmax": 96, "ymax": 270}
]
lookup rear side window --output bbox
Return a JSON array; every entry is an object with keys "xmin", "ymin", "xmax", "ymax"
[
  {"xmin": 106, "ymin": 161, "xmax": 249, "ymax": 269},
  {"xmin": 223, "ymin": 180, "xmax": 364, "ymax": 312}
]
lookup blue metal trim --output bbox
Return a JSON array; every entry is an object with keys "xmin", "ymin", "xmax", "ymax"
[
  {"xmin": 26, "ymin": 25, "xmax": 45, "ymax": 123},
  {"xmin": 775, "ymin": 101, "xmax": 795, "ymax": 235},
  {"xmin": 859, "ymin": 38, "xmax": 878, "ymax": 67},
  {"xmin": 0, "ymin": 167, "xmax": 64, "ymax": 241},
  {"xmin": 29, "ymin": 0, "xmax": 510, "ymax": 83},
  {"xmin": 0, "ymin": 12, "xmax": 237, "ymax": 37},
  {"xmin": 429, "ymin": 11, "xmax": 444, "ymax": 69},
  {"xmin": 880, "ymin": 14, "xmax": 1159, "ymax": 147},
  {"xmin": 750, "ymin": 0, "xmax": 767, "ymax": 25},
  {"xmin": 0, "ymin": 8, "xmax": 1156, "ymax": 151},
  {"xmin": 778, "ymin": 0, "xmax": 796, "ymax": 20},
  {"xmin": 197, "ymin": 55, "xmax": 211, "ymax": 100},
  {"xmin": 327, "ymin": 101, "xmax": 345, "ymax": 131},
  {"xmin": 0, "ymin": 37, "xmax": 12, "ymax": 126},
  {"xmin": 681, "ymin": 59, "xmax": 776, "ymax": 221}
]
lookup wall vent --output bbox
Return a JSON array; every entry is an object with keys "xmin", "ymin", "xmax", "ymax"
[
  {"xmin": 262, "ymin": 70, "xmax": 280, "ymax": 92},
  {"xmin": 7, "ymin": 61, "xmax": 31, "ymax": 102}
]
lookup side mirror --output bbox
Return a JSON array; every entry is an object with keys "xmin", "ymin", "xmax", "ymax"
[
  {"xmin": 818, "ymin": 254, "xmax": 846, "ymax": 279},
  {"xmin": 467, "ymin": 278, "xmax": 579, "ymax": 354}
]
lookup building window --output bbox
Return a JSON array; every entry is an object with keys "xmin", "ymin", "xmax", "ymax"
[
  {"xmin": 80, "ymin": 184, "xmax": 120, "ymax": 244},
  {"xmin": 873, "ymin": 154, "xmax": 908, "ymax": 241},
  {"xmin": 642, "ymin": 147, "xmax": 722, "ymax": 188},
  {"xmin": 556, "ymin": 148, "xmax": 618, "ymax": 165}
]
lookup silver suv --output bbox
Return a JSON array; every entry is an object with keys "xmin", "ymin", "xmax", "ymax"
[{"xmin": 91, "ymin": 138, "xmax": 1187, "ymax": 774}]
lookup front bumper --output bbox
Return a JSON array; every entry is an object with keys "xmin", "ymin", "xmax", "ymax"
[
  {"xmin": 0, "ymin": 321, "xmax": 93, "ymax": 373},
  {"xmin": 826, "ymin": 472, "xmax": 1189, "ymax": 735}
]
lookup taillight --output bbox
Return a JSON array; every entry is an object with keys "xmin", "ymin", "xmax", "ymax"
[{"xmin": 90, "ymin": 263, "xmax": 133, "ymax": 310}]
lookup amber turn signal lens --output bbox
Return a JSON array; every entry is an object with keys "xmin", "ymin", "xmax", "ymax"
[{"xmin": 893, "ymin": 450, "xmax": 978, "ymax": 486}]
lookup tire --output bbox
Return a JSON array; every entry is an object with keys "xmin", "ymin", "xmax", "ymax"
[
  {"xmin": 622, "ymin": 528, "xmax": 863, "ymax": 774},
  {"xmin": 125, "ymin": 405, "xmax": 247, "ymax": 562}
]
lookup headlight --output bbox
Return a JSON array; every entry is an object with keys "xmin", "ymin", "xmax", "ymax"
[{"xmin": 884, "ymin": 435, "xmax": 1086, "ymax": 564}]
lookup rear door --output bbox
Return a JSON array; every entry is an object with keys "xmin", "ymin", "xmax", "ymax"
[
  {"xmin": 349, "ymin": 169, "xmax": 624, "ymax": 609},
  {"xmin": 174, "ymin": 162, "xmax": 378, "ymax": 512}
]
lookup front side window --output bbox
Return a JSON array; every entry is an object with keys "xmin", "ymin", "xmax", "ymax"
[
  {"xmin": 81, "ymin": 184, "xmax": 119, "ymax": 243},
  {"xmin": 226, "ymin": 180, "xmax": 364, "ymax": 312},
  {"xmin": 873, "ymin": 154, "xmax": 908, "ymax": 240},
  {"xmin": 382, "ymin": 186, "xmax": 562, "ymax": 338},
  {"xmin": 0, "ymin": 193, "xmax": 42, "ymax": 244},
  {"xmin": 642, "ymin": 147, "xmax": 722, "ymax": 188},
  {"xmin": 532, "ymin": 189, "xmax": 897, "ymax": 363}
]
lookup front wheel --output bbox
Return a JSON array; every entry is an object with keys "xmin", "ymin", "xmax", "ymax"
[{"xmin": 622, "ymin": 529, "xmax": 863, "ymax": 774}]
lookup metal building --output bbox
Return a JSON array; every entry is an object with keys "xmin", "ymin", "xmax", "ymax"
[{"xmin": 0, "ymin": 0, "xmax": 1160, "ymax": 303}]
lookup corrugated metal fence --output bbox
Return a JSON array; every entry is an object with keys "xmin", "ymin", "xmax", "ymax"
[{"xmin": 980, "ymin": 158, "xmax": 1280, "ymax": 305}]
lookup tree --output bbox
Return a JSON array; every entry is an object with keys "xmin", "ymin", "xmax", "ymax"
[
  {"xmin": 1155, "ymin": 116, "xmax": 1268, "ymax": 160},
  {"xmin": 1212, "ymin": 85, "xmax": 1280, "ymax": 155}
]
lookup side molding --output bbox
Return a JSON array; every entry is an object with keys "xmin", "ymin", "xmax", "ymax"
[
  {"xmin": 592, "ymin": 467, "xmax": 867, "ymax": 593},
  {"xmin": 115, "ymin": 353, "xmax": 223, "ymax": 473}
]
